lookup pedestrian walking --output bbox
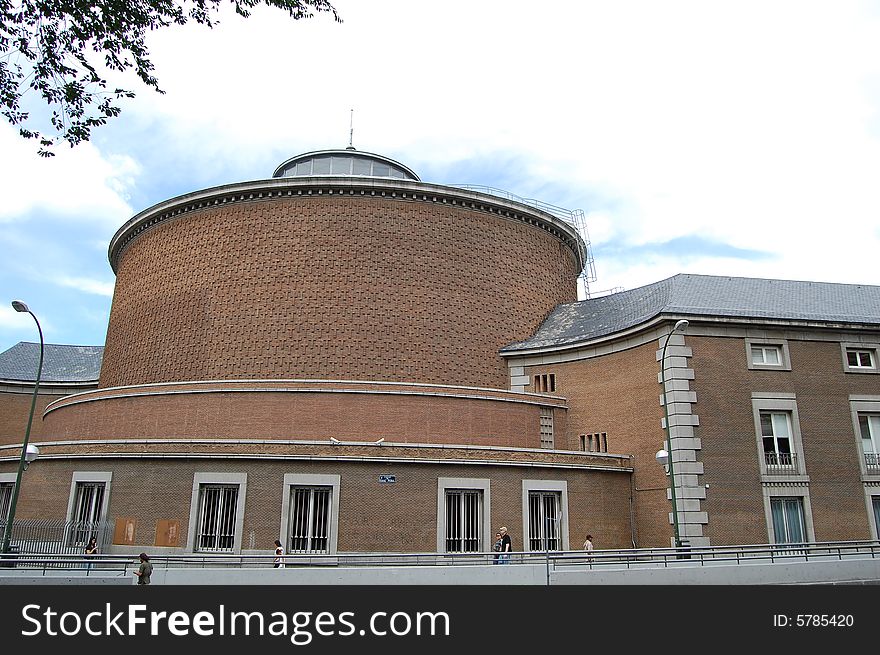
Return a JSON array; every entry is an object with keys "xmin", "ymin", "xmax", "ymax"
[
  {"xmin": 274, "ymin": 539, "xmax": 285, "ymax": 568},
  {"xmin": 499, "ymin": 526, "xmax": 512, "ymax": 564},
  {"xmin": 134, "ymin": 552, "xmax": 153, "ymax": 585}
]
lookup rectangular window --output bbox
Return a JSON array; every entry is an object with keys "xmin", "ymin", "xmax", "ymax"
[
  {"xmin": 69, "ymin": 482, "xmax": 106, "ymax": 546},
  {"xmin": 196, "ymin": 485, "xmax": 239, "ymax": 552},
  {"xmin": 751, "ymin": 345, "xmax": 781, "ymax": 366},
  {"xmin": 873, "ymin": 498, "xmax": 880, "ymax": 540},
  {"xmin": 288, "ymin": 486, "xmax": 332, "ymax": 554},
  {"xmin": 539, "ymin": 408, "xmax": 554, "ymax": 449},
  {"xmin": 848, "ymin": 349, "xmax": 875, "ymax": 368},
  {"xmin": 445, "ymin": 489, "xmax": 482, "ymax": 553},
  {"xmin": 0, "ymin": 482, "xmax": 11, "ymax": 518},
  {"xmin": 770, "ymin": 497, "xmax": 806, "ymax": 544},
  {"xmin": 527, "ymin": 491, "xmax": 561, "ymax": 551},
  {"xmin": 533, "ymin": 373, "xmax": 556, "ymax": 393},
  {"xmin": 761, "ymin": 411, "xmax": 795, "ymax": 470},
  {"xmin": 859, "ymin": 414, "xmax": 880, "ymax": 471},
  {"xmin": 0, "ymin": 483, "xmax": 12, "ymax": 534},
  {"xmin": 584, "ymin": 432, "xmax": 609, "ymax": 453}
]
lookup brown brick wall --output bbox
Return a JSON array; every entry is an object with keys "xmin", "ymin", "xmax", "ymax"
[
  {"xmin": 1, "ymin": 458, "xmax": 633, "ymax": 553},
  {"xmin": 42, "ymin": 384, "xmax": 565, "ymax": 449},
  {"xmin": 0, "ymin": 389, "xmax": 65, "ymax": 446},
  {"xmin": 691, "ymin": 334, "xmax": 880, "ymax": 544},
  {"xmin": 100, "ymin": 196, "xmax": 579, "ymax": 389},
  {"xmin": 525, "ymin": 341, "xmax": 665, "ymax": 547}
]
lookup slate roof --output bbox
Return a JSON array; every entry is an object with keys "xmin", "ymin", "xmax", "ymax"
[
  {"xmin": 502, "ymin": 274, "xmax": 880, "ymax": 353},
  {"xmin": 0, "ymin": 342, "xmax": 103, "ymax": 383}
]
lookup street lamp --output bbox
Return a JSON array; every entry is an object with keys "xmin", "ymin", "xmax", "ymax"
[
  {"xmin": 1, "ymin": 301, "xmax": 44, "ymax": 555},
  {"xmin": 657, "ymin": 319, "xmax": 689, "ymax": 550}
]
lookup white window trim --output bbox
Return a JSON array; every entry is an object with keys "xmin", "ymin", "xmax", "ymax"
[
  {"xmin": 280, "ymin": 473, "xmax": 340, "ymax": 555},
  {"xmin": 745, "ymin": 338, "xmax": 791, "ymax": 371},
  {"xmin": 866, "ymin": 489, "xmax": 880, "ymax": 540},
  {"xmin": 521, "ymin": 480, "xmax": 569, "ymax": 552},
  {"xmin": 841, "ymin": 343, "xmax": 880, "ymax": 374},
  {"xmin": 751, "ymin": 395, "xmax": 808, "ymax": 479},
  {"xmin": 850, "ymin": 398, "xmax": 880, "ymax": 479},
  {"xmin": 762, "ymin": 485, "xmax": 816, "ymax": 544},
  {"xmin": 436, "ymin": 477, "xmax": 491, "ymax": 554},
  {"xmin": 65, "ymin": 471, "xmax": 112, "ymax": 524},
  {"xmin": 186, "ymin": 472, "xmax": 247, "ymax": 553}
]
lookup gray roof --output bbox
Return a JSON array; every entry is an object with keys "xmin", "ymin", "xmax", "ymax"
[
  {"xmin": 0, "ymin": 342, "xmax": 103, "ymax": 383},
  {"xmin": 503, "ymin": 274, "xmax": 880, "ymax": 353}
]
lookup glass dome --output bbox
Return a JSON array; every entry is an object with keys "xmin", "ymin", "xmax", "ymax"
[{"xmin": 273, "ymin": 149, "xmax": 420, "ymax": 181}]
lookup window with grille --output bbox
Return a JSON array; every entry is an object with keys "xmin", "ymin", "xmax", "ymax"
[
  {"xmin": 533, "ymin": 373, "xmax": 556, "ymax": 393},
  {"xmin": 581, "ymin": 432, "xmax": 608, "ymax": 452},
  {"xmin": 196, "ymin": 484, "xmax": 239, "ymax": 552},
  {"xmin": 540, "ymin": 408, "xmax": 554, "ymax": 449},
  {"xmin": 770, "ymin": 497, "xmax": 806, "ymax": 544},
  {"xmin": 288, "ymin": 486, "xmax": 332, "ymax": 554},
  {"xmin": 760, "ymin": 411, "xmax": 795, "ymax": 470},
  {"xmin": 528, "ymin": 491, "xmax": 561, "ymax": 551},
  {"xmin": 0, "ymin": 483, "xmax": 11, "ymax": 520},
  {"xmin": 444, "ymin": 489, "xmax": 482, "ymax": 552},
  {"xmin": 0, "ymin": 483, "xmax": 12, "ymax": 538},
  {"xmin": 69, "ymin": 482, "xmax": 106, "ymax": 546}
]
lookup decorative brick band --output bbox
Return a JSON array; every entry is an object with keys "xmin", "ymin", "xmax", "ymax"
[{"xmin": 109, "ymin": 177, "xmax": 587, "ymax": 274}]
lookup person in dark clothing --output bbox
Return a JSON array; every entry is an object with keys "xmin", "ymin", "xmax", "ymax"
[
  {"xmin": 499, "ymin": 526, "xmax": 512, "ymax": 564},
  {"xmin": 134, "ymin": 552, "xmax": 153, "ymax": 585}
]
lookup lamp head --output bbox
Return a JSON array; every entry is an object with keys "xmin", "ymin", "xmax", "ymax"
[
  {"xmin": 12, "ymin": 300, "xmax": 29, "ymax": 313},
  {"xmin": 23, "ymin": 444, "xmax": 40, "ymax": 470},
  {"xmin": 674, "ymin": 319, "xmax": 689, "ymax": 332},
  {"xmin": 655, "ymin": 448, "xmax": 669, "ymax": 467}
]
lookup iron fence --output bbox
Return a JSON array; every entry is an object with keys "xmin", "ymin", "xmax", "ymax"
[{"xmin": 0, "ymin": 518, "xmax": 114, "ymax": 563}]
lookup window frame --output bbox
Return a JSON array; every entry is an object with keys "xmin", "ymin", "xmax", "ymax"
[
  {"xmin": 186, "ymin": 473, "xmax": 247, "ymax": 554},
  {"xmin": 841, "ymin": 343, "xmax": 880, "ymax": 374},
  {"xmin": 745, "ymin": 338, "xmax": 791, "ymax": 371},
  {"xmin": 521, "ymin": 480, "xmax": 569, "ymax": 552},
  {"xmin": 761, "ymin": 486, "xmax": 815, "ymax": 544},
  {"xmin": 0, "ymin": 474, "xmax": 15, "ymax": 534},
  {"xmin": 64, "ymin": 472, "xmax": 112, "ymax": 547},
  {"xmin": 436, "ymin": 478, "xmax": 491, "ymax": 554},
  {"xmin": 850, "ymin": 398, "xmax": 880, "ymax": 478},
  {"xmin": 751, "ymin": 394, "xmax": 807, "ymax": 478},
  {"xmin": 280, "ymin": 474, "xmax": 340, "ymax": 555}
]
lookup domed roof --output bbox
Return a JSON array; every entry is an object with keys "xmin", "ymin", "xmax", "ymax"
[{"xmin": 273, "ymin": 149, "xmax": 420, "ymax": 181}]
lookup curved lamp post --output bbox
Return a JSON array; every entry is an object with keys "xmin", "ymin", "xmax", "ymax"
[
  {"xmin": 1, "ymin": 301, "xmax": 44, "ymax": 555},
  {"xmin": 655, "ymin": 319, "xmax": 689, "ymax": 549}
]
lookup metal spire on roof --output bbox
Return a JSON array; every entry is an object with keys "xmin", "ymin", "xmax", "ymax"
[{"xmin": 346, "ymin": 108, "xmax": 355, "ymax": 150}]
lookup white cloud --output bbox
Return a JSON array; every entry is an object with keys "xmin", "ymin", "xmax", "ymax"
[
  {"xmin": 53, "ymin": 276, "xmax": 115, "ymax": 298},
  {"xmin": 0, "ymin": 124, "xmax": 139, "ymax": 227}
]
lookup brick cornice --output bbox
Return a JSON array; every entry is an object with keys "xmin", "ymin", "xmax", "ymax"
[{"xmin": 108, "ymin": 177, "xmax": 587, "ymax": 273}]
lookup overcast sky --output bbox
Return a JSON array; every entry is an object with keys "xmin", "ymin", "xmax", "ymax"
[{"xmin": 2, "ymin": 0, "xmax": 880, "ymax": 351}]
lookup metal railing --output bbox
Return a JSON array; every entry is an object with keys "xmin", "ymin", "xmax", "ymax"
[
  {"xmin": 764, "ymin": 451, "xmax": 799, "ymax": 474},
  {"xmin": 1, "ymin": 540, "xmax": 878, "ymax": 575},
  {"xmin": 0, "ymin": 518, "xmax": 114, "ymax": 559},
  {"xmin": 449, "ymin": 184, "xmax": 580, "ymax": 226}
]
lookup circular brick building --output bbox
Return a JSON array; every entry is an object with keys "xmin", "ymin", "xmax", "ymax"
[
  {"xmin": 43, "ymin": 150, "xmax": 587, "ymax": 449},
  {"xmin": 4, "ymin": 150, "xmax": 636, "ymax": 559}
]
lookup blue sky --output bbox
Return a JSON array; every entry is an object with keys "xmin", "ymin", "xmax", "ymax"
[{"xmin": 2, "ymin": 0, "xmax": 880, "ymax": 352}]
